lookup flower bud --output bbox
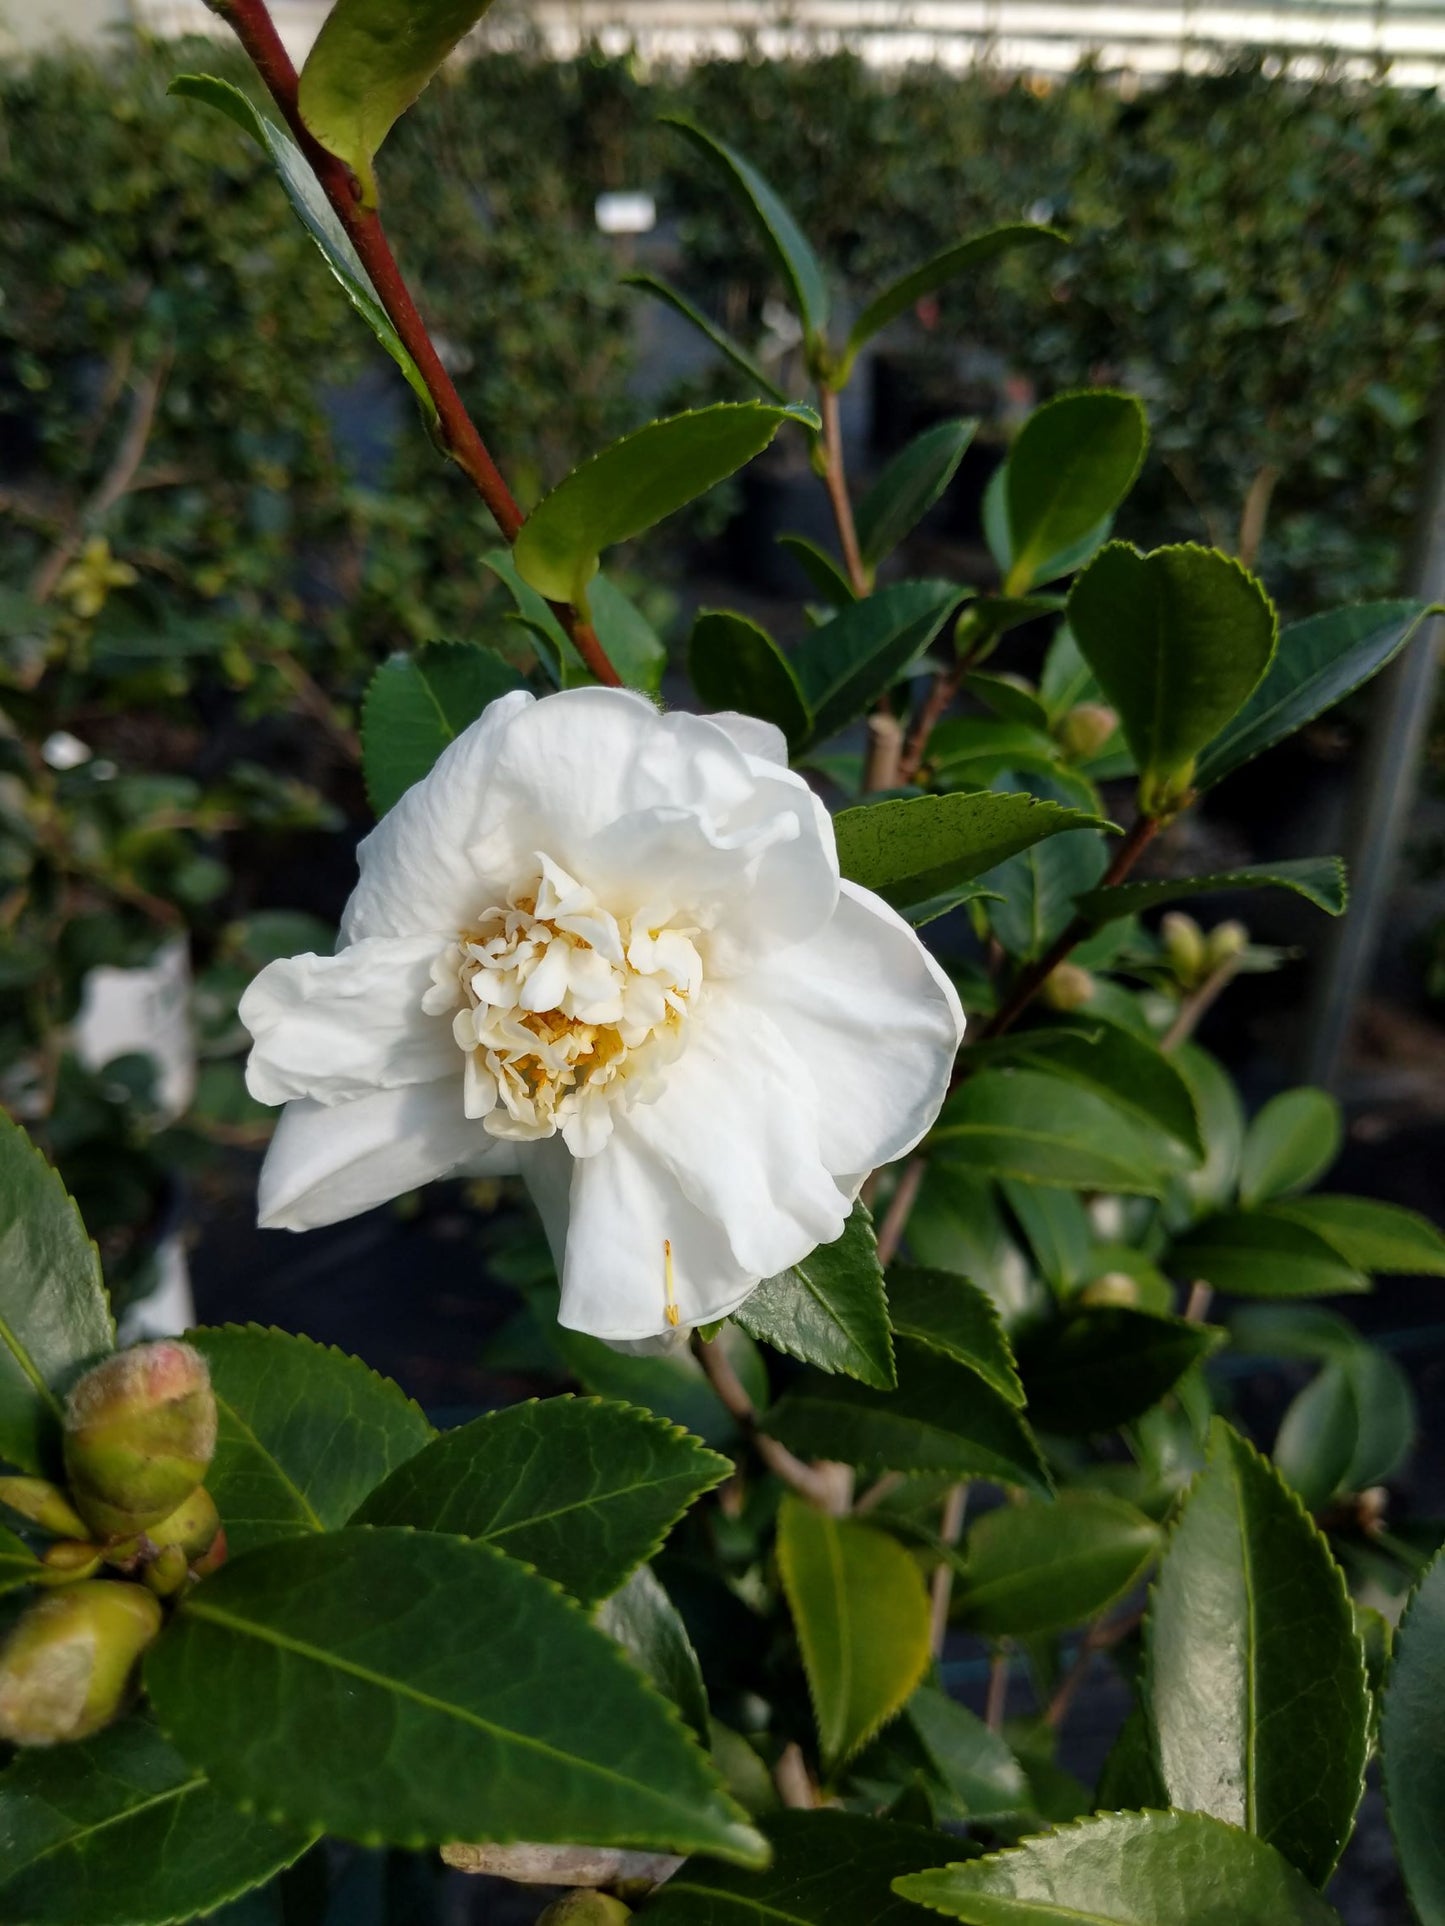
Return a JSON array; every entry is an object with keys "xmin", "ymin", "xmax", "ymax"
[
  {"xmin": 536, "ymin": 1898, "xmax": 633, "ymax": 1926},
  {"xmin": 1057, "ymin": 702, "xmax": 1118, "ymax": 761},
  {"xmin": 143, "ymin": 1545, "xmax": 192, "ymax": 1598},
  {"xmin": 1161, "ymin": 912, "xmax": 1207, "ymax": 989},
  {"xmin": 0, "ymin": 1581, "xmax": 162, "ymax": 1746},
  {"xmin": 1040, "ymin": 962, "xmax": 1095, "ymax": 1011},
  {"xmin": 1080, "ymin": 1271, "xmax": 1141, "ymax": 1308},
  {"xmin": 1207, "ymin": 919, "xmax": 1249, "ymax": 968},
  {"xmin": 0, "ymin": 1476, "xmax": 90, "ymax": 1540},
  {"xmin": 63, "ymin": 1342, "xmax": 217, "ymax": 1538},
  {"xmin": 146, "ymin": 1485, "xmax": 222, "ymax": 1565},
  {"xmin": 39, "ymin": 1541, "xmax": 104, "ymax": 1584}
]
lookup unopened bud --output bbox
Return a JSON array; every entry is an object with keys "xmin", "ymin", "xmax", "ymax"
[
  {"xmin": 1080, "ymin": 1272, "xmax": 1141, "ymax": 1308},
  {"xmin": 146, "ymin": 1485, "xmax": 222, "ymax": 1565},
  {"xmin": 537, "ymin": 1898, "xmax": 633, "ymax": 1926},
  {"xmin": 1207, "ymin": 920, "xmax": 1248, "ymax": 968},
  {"xmin": 1057, "ymin": 702, "xmax": 1118, "ymax": 761},
  {"xmin": 63, "ymin": 1342, "xmax": 216, "ymax": 1538},
  {"xmin": 1040, "ymin": 962, "xmax": 1095, "ymax": 1011},
  {"xmin": 0, "ymin": 1581, "xmax": 162, "ymax": 1745},
  {"xmin": 38, "ymin": 1541, "xmax": 104, "ymax": 1584},
  {"xmin": 0, "ymin": 1476, "xmax": 89, "ymax": 1540},
  {"xmin": 1161, "ymin": 912, "xmax": 1208, "ymax": 989},
  {"xmin": 143, "ymin": 1545, "xmax": 191, "ymax": 1597}
]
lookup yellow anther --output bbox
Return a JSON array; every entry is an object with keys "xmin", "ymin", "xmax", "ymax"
[{"xmin": 663, "ymin": 1239, "xmax": 680, "ymax": 1328}]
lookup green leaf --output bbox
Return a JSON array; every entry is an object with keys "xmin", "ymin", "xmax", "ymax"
[
  {"xmin": 855, "ymin": 421, "xmax": 977, "ymax": 571},
  {"xmin": 550, "ymin": 1322, "xmax": 739, "ymax": 1449},
  {"xmin": 895, "ymin": 1809, "xmax": 1344, "ymax": 1924},
  {"xmin": 624, "ymin": 271, "xmax": 787, "ymax": 401},
  {"xmin": 999, "ymin": 1179, "xmax": 1092, "ymax": 1292},
  {"xmin": 645, "ymin": 1810, "xmax": 953, "ymax": 1925},
  {"xmin": 189, "ymin": 1326, "xmax": 433, "ymax": 1556},
  {"xmin": 958, "ymin": 1492, "xmax": 1160, "ymax": 1638},
  {"xmin": 777, "ymin": 535, "xmax": 858, "ymax": 605},
  {"xmin": 833, "ymin": 791, "xmax": 1105, "ymax": 916},
  {"xmin": 597, "ymin": 1563, "xmax": 710, "ymax": 1742},
  {"xmin": 1275, "ymin": 1347, "xmax": 1415, "ymax": 1508},
  {"xmin": 999, "ymin": 1022, "xmax": 1203, "ymax": 1159},
  {"xmin": 513, "ymin": 402, "xmax": 814, "ymax": 606},
  {"xmin": 1001, "ymin": 391, "xmax": 1149, "ymax": 594},
  {"xmin": 168, "ymin": 76, "xmax": 435, "ymax": 424},
  {"xmin": 350, "ymin": 1394, "xmax": 729, "ymax": 1606},
  {"xmin": 688, "ymin": 610, "xmax": 810, "ymax": 751},
  {"xmin": 765, "ymin": 1339, "xmax": 1050, "ymax": 1493},
  {"xmin": 778, "ymin": 1496, "xmax": 931, "ymax": 1769},
  {"xmin": 985, "ymin": 816, "xmax": 1108, "ymax": 962},
  {"xmin": 1197, "ymin": 600, "xmax": 1440, "ymax": 789},
  {"xmin": 1383, "ymin": 1546, "xmax": 1445, "ymax": 1924},
  {"xmin": 1077, "ymin": 857, "xmax": 1348, "ymax": 921},
  {"xmin": 297, "ymin": 0, "xmax": 498, "ymax": 205},
  {"xmin": 0, "ymin": 1715, "xmax": 312, "ymax": 1926},
  {"xmin": 1016, "ymin": 1307, "xmax": 1222, "ymax": 1435},
  {"xmin": 962, "ymin": 673, "xmax": 1054, "ymax": 731},
  {"xmin": 0, "ymin": 1113, "xmax": 112, "ymax": 1475},
  {"xmin": 662, "ymin": 117, "xmax": 831, "ymax": 340},
  {"xmin": 1067, "ymin": 543, "xmax": 1278, "ymax": 792},
  {"xmin": 146, "ymin": 1528, "xmax": 763, "ymax": 1861},
  {"xmin": 793, "ymin": 581, "xmax": 969, "ymax": 747},
  {"xmin": 361, "ymin": 642, "xmax": 524, "ymax": 816},
  {"xmin": 736, "ymin": 1206, "xmax": 894, "ymax": 1390},
  {"xmin": 0, "ymin": 1521, "xmax": 40, "ymax": 1595},
  {"xmin": 844, "ymin": 226, "xmax": 1065, "ymax": 375},
  {"xmin": 905, "ymin": 1686, "xmax": 1032, "ymax": 1821},
  {"xmin": 1167, "ymin": 1212, "xmax": 1368, "ymax": 1299},
  {"xmin": 932, "ymin": 1070, "xmax": 1183, "ymax": 1196},
  {"xmin": 1145, "ymin": 1420, "xmax": 1369, "ymax": 1884},
  {"xmin": 591, "ymin": 576, "xmax": 669, "ymax": 694},
  {"xmin": 1266, "ymin": 1193, "xmax": 1445, "ymax": 1274},
  {"xmin": 884, "ymin": 1268, "xmax": 1023, "ymax": 1407},
  {"xmin": 1173, "ymin": 1043, "xmax": 1246, "ymax": 1215},
  {"xmin": 1239, "ymin": 1089, "xmax": 1342, "ymax": 1207}
]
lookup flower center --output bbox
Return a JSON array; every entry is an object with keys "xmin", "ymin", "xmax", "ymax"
[{"xmin": 423, "ymin": 853, "xmax": 702, "ymax": 1158}]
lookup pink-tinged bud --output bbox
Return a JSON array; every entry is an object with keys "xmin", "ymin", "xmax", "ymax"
[
  {"xmin": 0, "ymin": 1476, "xmax": 90, "ymax": 1540},
  {"xmin": 1207, "ymin": 919, "xmax": 1249, "ymax": 967},
  {"xmin": 1040, "ymin": 962, "xmax": 1095, "ymax": 1011},
  {"xmin": 190, "ymin": 1526, "xmax": 228, "ymax": 1580},
  {"xmin": 1057, "ymin": 701, "xmax": 1118, "ymax": 762},
  {"xmin": 537, "ymin": 1897, "xmax": 633, "ymax": 1926},
  {"xmin": 0, "ymin": 1581, "xmax": 162, "ymax": 1746},
  {"xmin": 1161, "ymin": 912, "xmax": 1208, "ymax": 989},
  {"xmin": 1080, "ymin": 1271, "xmax": 1141, "ymax": 1308},
  {"xmin": 146, "ymin": 1486, "xmax": 221, "ymax": 1565},
  {"xmin": 63, "ymin": 1342, "xmax": 217, "ymax": 1538}
]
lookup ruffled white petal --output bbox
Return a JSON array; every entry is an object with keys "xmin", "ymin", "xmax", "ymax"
[
  {"xmin": 241, "ymin": 936, "xmax": 458, "ymax": 1107},
  {"xmin": 703, "ymin": 711, "xmax": 789, "ymax": 767},
  {"xmin": 750, "ymin": 880, "xmax": 965, "ymax": 1175},
  {"xmin": 258, "ymin": 1082, "xmax": 517, "ymax": 1231}
]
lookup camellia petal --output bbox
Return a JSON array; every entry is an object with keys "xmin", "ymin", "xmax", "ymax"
[{"xmin": 704, "ymin": 712, "xmax": 790, "ymax": 767}]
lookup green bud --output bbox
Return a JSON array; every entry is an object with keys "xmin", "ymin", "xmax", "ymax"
[
  {"xmin": 1161, "ymin": 912, "xmax": 1208, "ymax": 990},
  {"xmin": 1080, "ymin": 1271, "xmax": 1141, "ymax": 1309},
  {"xmin": 0, "ymin": 1581, "xmax": 162, "ymax": 1746},
  {"xmin": 1040, "ymin": 962, "xmax": 1095, "ymax": 1011},
  {"xmin": 0, "ymin": 1476, "xmax": 90, "ymax": 1540},
  {"xmin": 1207, "ymin": 919, "xmax": 1249, "ymax": 968},
  {"xmin": 146, "ymin": 1485, "xmax": 221, "ymax": 1564},
  {"xmin": 1057, "ymin": 701, "xmax": 1118, "ymax": 761},
  {"xmin": 143, "ymin": 1545, "xmax": 191, "ymax": 1597},
  {"xmin": 63, "ymin": 1341, "xmax": 217, "ymax": 1538},
  {"xmin": 536, "ymin": 1897, "xmax": 633, "ymax": 1926},
  {"xmin": 38, "ymin": 1541, "xmax": 105, "ymax": 1585}
]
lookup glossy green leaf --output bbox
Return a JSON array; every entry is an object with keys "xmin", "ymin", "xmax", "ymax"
[
  {"xmin": 351, "ymin": 1394, "xmax": 728, "ymax": 1605},
  {"xmin": 624, "ymin": 272, "xmax": 787, "ymax": 400},
  {"xmin": 189, "ymin": 1326, "xmax": 432, "ymax": 1555},
  {"xmin": 1077, "ymin": 857, "xmax": 1348, "ymax": 922},
  {"xmin": 777, "ymin": 535, "xmax": 858, "ymax": 605},
  {"xmin": 663, "ymin": 117, "xmax": 831, "ymax": 339},
  {"xmin": 1145, "ymin": 1420, "xmax": 1368, "ymax": 1884},
  {"xmin": 514, "ymin": 403, "xmax": 814, "ymax": 606},
  {"xmin": 962, "ymin": 673, "xmax": 1054, "ymax": 730},
  {"xmin": 856, "ymin": 421, "xmax": 977, "ymax": 571},
  {"xmin": 833, "ymin": 790, "xmax": 1105, "ymax": 916},
  {"xmin": 884, "ymin": 1268, "xmax": 1023, "ymax": 1406},
  {"xmin": 645, "ymin": 1810, "xmax": 952, "ymax": 1925},
  {"xmin": 590, "ymin": 576, "xmax": 669, "ymax": 693},
  {"xmin": 361, "ymin": 642, "xmax": 524, "ymax": 816},
  {"xmin": 1173, "ymin": 1043, "xmax": 1246, "ymax": 1215},
  {"xmin": 1383, "ymin": 1546, "xmax": 1445, "ymax": 1924},
  {"xmin": 1167, "ymin": 1212, "xmax": 1368, "ymax": 1299},
  {"xmin": 0, "ymin": 1114, "xmax": 112, "ymax": 1475},
  {"xmin": 1197, "ymin": 600, "xmax": 1439, "ymax": 789},
  {"xmin": 985, "ymin": 471, "xmax": 1114, "ymax": 600},
  {"xmin": 1239, "ymin": 1089, "xmax": 1342, "ymax": 1207},
  {"xmin": 551, "ymin": 1322, "xmax": 737, "ymax": 1449},
  {"xmin": 1000, "ymin": 1179, "xmax": 1092, "ymax": 1292},
  {"xmin": 297, "ymin": 0, "xmax": 497, "ymax": 204},
  {"xmin": 168, "ymin": 77, "xmax": 435, "ymax": 423},
  {"xmin": 844, "ymin": 226, "xmax": 1065, "ymax": 374},
  {"xmin": 932, "ymin": 1070, "xmax": 1182, "ymax": 1196},
  {"xmin": 905, "ymin": 1685, "xmax": 1032, "ymax": 1821},
  {"xmin": 1266, "ymin": 1193, "xmax": 1445, "ymax": 1274},
  {"xmin": 778, "ymin": 1496, "xmax": 931, "ymax": 1769},
  {"xmin": 1095, "ymin": 1703, "xmax": 1168, "ymax": 1814},
  {"xmin": 597, "ymin": 1563, "xmax": 710, "ymax": 1742},
  {"xmin": 736, "ymin": 1206, "xmax": 893, "ymax": 1390},
  {"xmin": 0, "ymin": 1715, "xmax": 312, "ymax": 1926},
  {"xmin": 896, "ymin": 1809, "xmax": 1344, "ymax": 1924},
  {"xmin": 688, "ymin": 610, "xmax": 810, "ymax": 751},
  {"xmin": 1001, "ymin": 391, "xmax": 1148, "ymax": 594},
  {"xmin": 999, "ymin": 1023, "xmax": 1202, "ymax": 1159},
  {"xmin": 985, "ymin": 817, "xmax": 1108, "ymax": 962},
  {"xmin": 146, "ymin": 1528, "xmax": 763, "ymax": 1860},
  {"xmin": 959, "ymin": 1492, "xmax": 1159, "ymax": 1637},
  {"xmin": 1016, "ymin": 1307, "xmax": 1222, "ymax": 1435},
  {"xmin": 793, "ymin": 580, "xmax": 969, "ymax": 747},
  {"xmin": 1067, "ymin": 543, "xmax": 1278, "ymax": 789},
  {"xmin": 765, "ymin": 1339, "xmax": 1049, "ymax": 1494},
  {"xmin": 1275, "ymin": 1347, "xmax": 1415, "ymax": 1508}
]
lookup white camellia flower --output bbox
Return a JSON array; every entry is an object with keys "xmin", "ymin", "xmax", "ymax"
[{"xmin": 239, "ymin": 687, "xmax": 963, "ymax": 1342}]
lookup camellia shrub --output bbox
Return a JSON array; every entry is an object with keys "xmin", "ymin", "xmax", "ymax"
[{"xmin": 2, "ymin": 4, "xmax": 1445, "ymax": 1925}]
